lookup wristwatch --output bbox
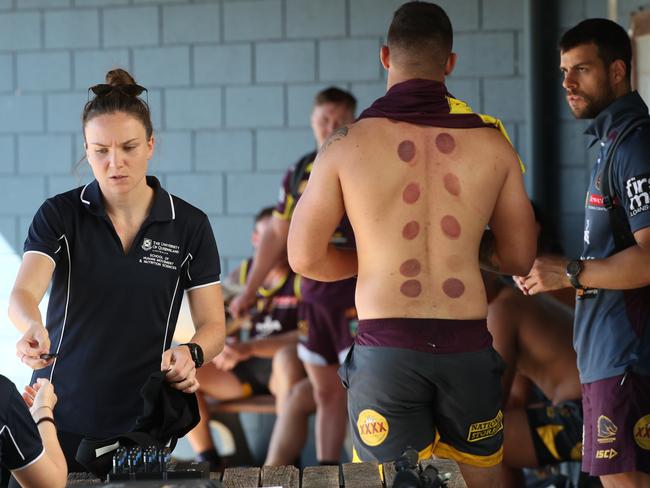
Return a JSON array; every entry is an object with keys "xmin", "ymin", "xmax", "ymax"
[
  {"xmin": 566, "ymin": 259, "xmax": 584, "ymax": 290},
  {"xmin": 181, "ymin": 343, "xmax": 204, "ymax": 368}
]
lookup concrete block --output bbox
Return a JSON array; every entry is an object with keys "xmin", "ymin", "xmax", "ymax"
[
  {"xmin": 209, "ymin": 215, "xmax": 253, "ymax": 258},
  {"xmin": 18, "ymin": 0, "xmax": 70, "ymax": 7},
  {"xmin": 134, "ymin": 0, "xmax": 189, "ymax": 3},
  {"xmin": 350, "ymin": 0, "xmax": 402, "ymax": 36},
  {"xmin": 45, "ymin": 9, "xmax": 99, "ymax": 49},
  {"xmin": 74, "ymin": 49, "xmax": 130, "ymax": 90},
  {"xmin": 482, "ymin": 0, "xmax": 524, "ymax": 30},
  {"xmin": 0, "ymin": 217, "xmax": 17, "ymax": 254},
  {"xmin": 226, "ymin": 172, "xmax": 282, "ymax": 214},
  {"xmin": 0, "ymin": 0, "xmax": 12, "ymax": 10},
  {"xmin": 103, "ymin": 7, "xmax": 158, "ymax": 48},
  {"xmin": 256, "ymin": 42, "xmax": 315, "ymax": 83},
  {"xmin": 225, "ymin": 257, "xmax": 247, "ymax": 276},
  {"xmin": 195, "ymin": 130, "xmax": 253, "ymax": 172},
  {"xmin": 0, "ymin": 136, "xmax": 15, "ymax": 174},
  {"xmin": 163, "ymin": 4, "xmax": 220, "ymax": 44},
  {"xmin": 445, "ymin": 78, "xmax": 481, "ymax": 113},
  {"xmin": 0, "ymin": 176, "xmax": 45, "ymax": 215},
  {"xmin": 350, "ymin": 82, "xmax": 385, "ymax": 114},
  {"xmin": 559, "ymin": 0, "xmax": 584, "ymax": 29},
  {"xmin": 0, "ymin": 12, "xmax": 40, "ymax": 51},
  {"xmin": 19, "ymin": 216, "xmax": 33, "ymax": 249},
  {"xmin": 18, "ymin": 52, "xmax": 71, "ymax": 91},
  {"xmin": 194, "ymin": 44, "xmax": 251, "ymax": 85},
  {"xmin": 453, "ymin": 33, "xmax": 515, "ymax": 77},
  {"xmin": 0, "ymin": 95, "xmax": 44, "ymax": 133},
  {"xmin": 287, "ymin": 83, "xmax": 329, "ymax": 127},
  {"xmin": 47, "ymin": 92, "xmax": 86, "ymax": 133},
  {"xmin": 0, "ymin": 54, "xmax": 12, "ymax": 92},
  {"xmin": 319, "ymin": 39, "xmax": 381, "ymax": 82},
  {"xmin": 133, "ymin": 46, "xmax": 190, "ymax": 87},
  {"xmin": 483, "ymin": 78, "xmax": 525, "ymax": 121},
  {"xmin": 165, "ymin": 173, "xmax": 223, "ymax": 214},
  {"xmin": 151, "ymin": 131, "xmax": 192, "ymax": 173},
  {"xmin": 436, "ymin": 0, "xmax": 480, "ymax": 31},
  {"xmin": 147, "ymin": 89, "xmax": 163, "ymax": 132},
  {"xmin": 224, "ymin": 0, "xmax": 281, "ymax": 41},
  {"xmin": 558, "ymin": 120, "xmax": 590, "ymax": 167},
  {"xmin": 18, "ymin": 135, "xmax": 73, "ymax": 175},
  {"xmin": 165, "ymin": 88, "xmax": 221, "ymax": 130},
  {"xmin": 515, "ymin": 122, "xmax": 527, "ymax": 163},
  {"xmin": 48, "ymin": 175, "xmax": 89, "ymax": 198},
  {"xmin": 286, "ymin": 0, "xmax": 345, "ymax": 38},
  {"xmin": 256, "ymin": 129, "xmax": 314, "ymax": 171},
  {"xmin": 225, "ymin": 86, "xmax": 283, "ymax": 128},
  {"xmin": 74, "ymin": 0, "xmax": 129, "ymax": 6}
]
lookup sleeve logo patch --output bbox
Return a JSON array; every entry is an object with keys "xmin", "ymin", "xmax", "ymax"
[
  {"xmin": 467, "ymin": 410, "xmax": 503, "ymax": 442},
  {"xmin": 357, "ymin": 409, "xmax": 389, "ymax": 447},
  {"xmin": 626, "ymin": 174, "xmax": 650, "ymax": 216},
  {"xmin": 634, "ymin": 414, "xmax": 650, "ymax": 450}
]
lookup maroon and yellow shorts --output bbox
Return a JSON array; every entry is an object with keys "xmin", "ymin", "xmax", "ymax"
[{"xmin": 339, "ymin": 318, "xmax": 505, "ymax": 468}]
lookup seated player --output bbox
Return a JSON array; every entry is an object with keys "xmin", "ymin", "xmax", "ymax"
[{"xmin": 186, "ymin": 207, "xmax": 302, "ymax": 469}]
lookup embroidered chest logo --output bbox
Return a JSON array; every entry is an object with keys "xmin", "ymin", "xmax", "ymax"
[{"xmin": 139, "ymin": 237, "xmax": 180, "ymax": 271}]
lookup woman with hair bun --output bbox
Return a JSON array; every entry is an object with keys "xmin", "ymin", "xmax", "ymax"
[{"xmin": 8, "ymin": 68, "xmax": 226, "ymax": 469}]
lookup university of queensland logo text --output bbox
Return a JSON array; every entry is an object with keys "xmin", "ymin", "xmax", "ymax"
[{"xmin": 141, "ymin": 238, "xmax": 153, "ymax": 251}]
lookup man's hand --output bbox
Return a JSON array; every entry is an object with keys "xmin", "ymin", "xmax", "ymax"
[
  {"xmin": 514, "ymin": 255, "xmax": 571, "ymax": 295},
  {"xmin": 16, "ymin": 324, "xmax": 53, "ymax": 370},
  {"xmin": 161, "ymin": 346, "xmax": 199, "ymax": 394},
  {"xmin": 228, "ymin": 291, "xmax": 256, "ymax": 319},
  {"xmin": 23, "ymin": 379, "xmax": 57, "ymax": 419},
  {"xmin": 212, "ymin": 342, "xmax": 253, "ymax": 371}
]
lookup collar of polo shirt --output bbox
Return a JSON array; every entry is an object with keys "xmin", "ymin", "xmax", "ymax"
[{"xmin": 79, "ymin": 176, "xmax": 175, "ymax": 222}]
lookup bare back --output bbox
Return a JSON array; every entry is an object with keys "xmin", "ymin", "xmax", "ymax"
[{"xmin": 336, "ymin": 118, "xmax": 524, "ymax": 320}]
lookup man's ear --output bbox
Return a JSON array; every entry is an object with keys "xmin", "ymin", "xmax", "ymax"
[
  {"xmin": 609, "ymin": 59, "xmax": 627, "ymax": 87},
  {"xmin": 444, "ymin": 52, "xmax": 457, "ymax": 76},
  {"xmin": 380, "ymin": 45, "xmax": 390, "ymax": 70}
]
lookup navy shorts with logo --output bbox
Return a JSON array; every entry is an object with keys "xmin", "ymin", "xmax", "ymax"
[
  {"xmin": 527, "ymin": 400, "xmax": 583, "ymax": 465},
  {"xmin": 581, "ymin": 372, "xmax": 650, "ymax": 476},
  {"xmin": 232, "ymin": 357, "xmax": 273, "ymax": 396},
  {"xmin": 339, "ymin": 318, "xmax": 505, "ymax": 467}
]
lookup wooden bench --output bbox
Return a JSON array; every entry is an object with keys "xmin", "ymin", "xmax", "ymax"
[
  {"xmin": 66, "ymin": 459, "xmax": 467, "ymax": 487},
  {"xmin": 208, "ymin": 394, "xmax": 276, "ymax": 415}
]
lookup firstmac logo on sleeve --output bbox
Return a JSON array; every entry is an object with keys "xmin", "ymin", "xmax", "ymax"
[{"xmin": 626, "ymin": 173, "xmax": 650, "ymax": 216}]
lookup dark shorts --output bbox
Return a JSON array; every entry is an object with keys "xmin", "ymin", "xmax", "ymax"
[
  {"xmin": 527, "ymin": 400, "xmax": 583, "ymax": 466},
  {"xmin": 581, "ymin": 372, "xmax": 650, "ymax": 476},
  {"xmin": 232, "ymin": 357, "xmax": 273, "ymax": 396},
  {"xmin": 339, "ymin": 319, "xmax": 505, "ymax": 468},
  {"xmin": 297, "ymin": 300, "xmax": 357, "ymax": 365}
]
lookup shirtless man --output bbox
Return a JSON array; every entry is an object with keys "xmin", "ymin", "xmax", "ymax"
[{"xmin": 287, "ymin": 3, "xmax": 536, "ymax": 486}]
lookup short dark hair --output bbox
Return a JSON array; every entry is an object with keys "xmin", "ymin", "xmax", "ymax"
[
  {"xmin": 559, "ymin": 18, "xmax": 632, "ymax": 81},
  {"xmin": 83, "ymin": 68, "xmax": 153, "ymax": 140},
  {"xmin": 255, "ymin": 206, "xmax": 274, "ymax": 224},
  {"xmin": 387, "ymin": 1, "xmax": 453, "ymax": 69},
  {"xmin": 314, "ymin": 87, "xmax": 357, "ymax": 113}
]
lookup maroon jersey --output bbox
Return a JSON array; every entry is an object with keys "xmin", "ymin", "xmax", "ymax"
[{"xmin": 239, "ymin": 258, "xmax": 300, "ymax": 339}]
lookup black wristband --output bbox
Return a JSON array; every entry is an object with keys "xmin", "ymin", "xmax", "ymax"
[{"xmin": 36, "ymin": 417, "xmax": 55, "ymax": 427}]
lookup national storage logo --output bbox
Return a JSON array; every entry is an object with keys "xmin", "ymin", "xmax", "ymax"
[{"xmin": 467, "ymin": 410, "xmax": 503, "ymax": 442}]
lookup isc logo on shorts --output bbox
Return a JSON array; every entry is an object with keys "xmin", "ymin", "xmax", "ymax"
[
  {"xmin": 357, "ymin": 409, "xmax": 389, "ymax": 447},
  {"xmin": 595, "ymin": 448, "xmax": 618, "ymax": 459},
  {"xmin": 634, "ymin": 414, "xmax": 650, "ymax": 450},
  {"xmin": 467, "ymin": 410, "xmax": 503, "ymax": 442}
]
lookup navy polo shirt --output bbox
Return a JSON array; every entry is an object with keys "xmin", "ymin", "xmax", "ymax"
[
  {"xmin": 24, "ymin": 176, "xmax": 221, "ymax": 438},
  {"xmin": 0, "ymin": 375, "xmax": 44, "ymax": 471},
  {"xmin": 576, "ymin": 91, "xmax": 650, "ymax": 383}
]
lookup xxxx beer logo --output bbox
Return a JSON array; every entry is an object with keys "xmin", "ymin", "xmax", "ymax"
[
  {"xmin": 357, "ymin": 409, "xmax": 389, "ymax": 447},
  {"xmin": 634, "ymin": 414, "xmax": 650, "ymax": 450}
]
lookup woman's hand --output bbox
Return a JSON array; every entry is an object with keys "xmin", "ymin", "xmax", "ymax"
[
  {"xmin": 16, "ymin": 324, "xmax": 53, "ymax": 370},
  {"xmin": 23, "ymin": 379, "xmax": 57, "ymax": 421}
]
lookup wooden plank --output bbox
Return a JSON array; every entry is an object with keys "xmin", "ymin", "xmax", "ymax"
[
  {"xmin": 209, "ymin": 395, "xmax": 277, "ymax": 414},
  {"xmin": 381, "ymin": 461, "xmax": 396, "ymax": 488},
  {"xmin": 421, "ymin": 459, "xmax": 467, "ymax": 488},
  {"xmin": 341, "ymin": 462, "xmax": 382, "ymax": 487},
  {"xmin": 261, "ymin": 465, "xmax": 299, "ymax": 488},
  {"xmin": 302, "ymin": 465, "xmax": 340, "ymax": 488},
  {"xmin": 222, "ymin": 467, "xmax": 261, "ymax": 487}
]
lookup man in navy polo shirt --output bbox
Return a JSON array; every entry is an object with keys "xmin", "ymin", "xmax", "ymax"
[
  {"xmin": 516, "ymin": 19, "xmax": 650, "ymax": 486},
  {"xmin": 1, "ymin": 376, "xmax": 67, "ymax": 487}
]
